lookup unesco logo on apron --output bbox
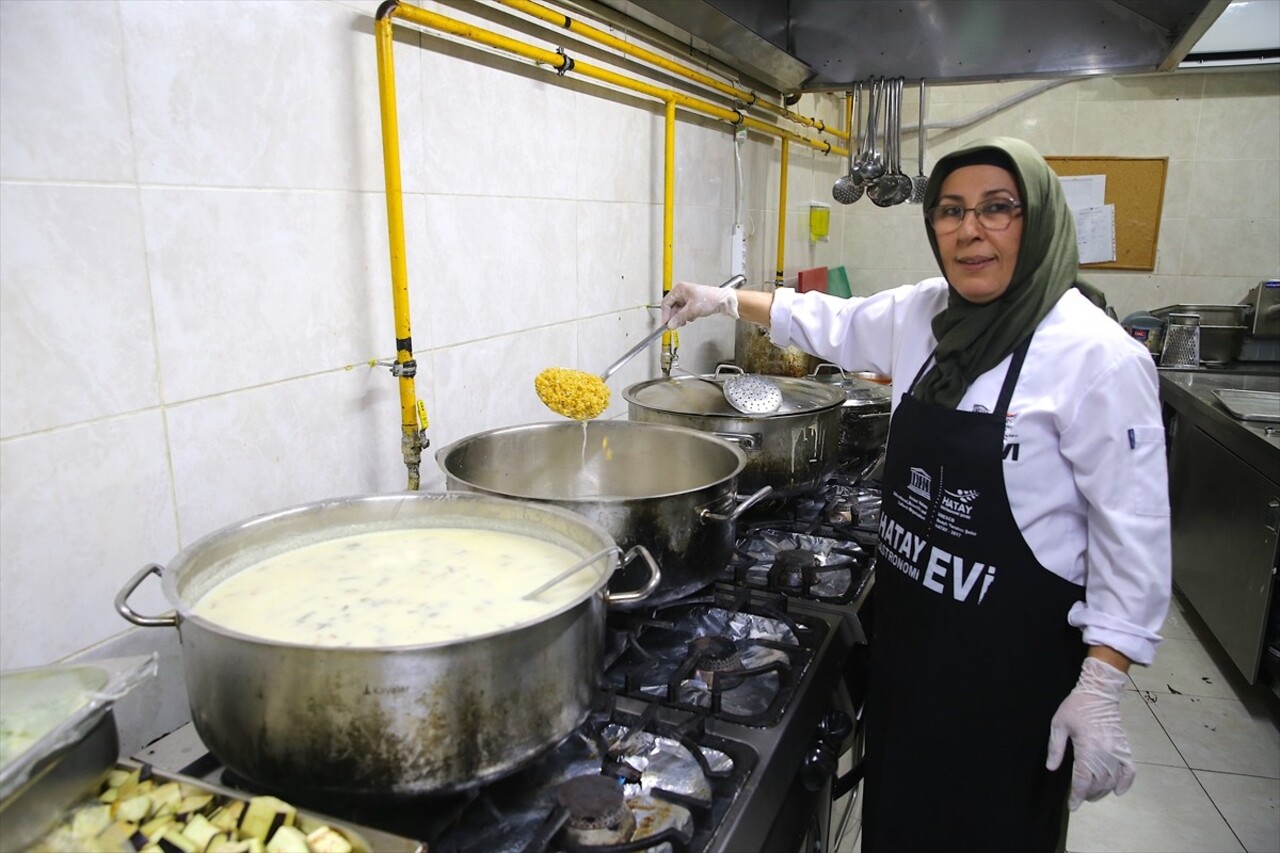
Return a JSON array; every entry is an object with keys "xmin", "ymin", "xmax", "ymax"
[{"xmin": 879, "ymin": 465, "xmax": 998, "ymax": 605}]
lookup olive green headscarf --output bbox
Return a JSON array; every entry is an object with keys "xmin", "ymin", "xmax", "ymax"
[{"xmin": 913, "ymin": 137, "xmax": 1106, "ymax": 408}]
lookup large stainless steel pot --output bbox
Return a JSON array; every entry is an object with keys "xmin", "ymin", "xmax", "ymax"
[
  {"xmin": 624, "ymin": 373, "xmax": 846, "ymax": 497},
  {"xmin": 807, "ymin": 364, "xmax": 892, "ymax": 455},
  {"xmin": 436, "ymin": 421, "xmax": 769, "ymax": 607},
  {"xmin": 114, "ymin": 492, "xmax": 659, "ymax": 797}
]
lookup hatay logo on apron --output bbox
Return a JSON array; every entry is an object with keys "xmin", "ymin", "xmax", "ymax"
[{"xmin": 881, "ymin": 466, "xmax": 997, "ymax": 604}]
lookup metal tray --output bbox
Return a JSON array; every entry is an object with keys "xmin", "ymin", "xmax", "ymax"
[
  {"xmin": 1212, "ymin": 388, "xmax": 1280, "ymax": 423},
  {"xmin": 0, "ymin": 712, "xmax": 118, "ymax": 852},
  {"xmin": 26, "ymin": 758, "xmax": 426, "ymax": 852}
]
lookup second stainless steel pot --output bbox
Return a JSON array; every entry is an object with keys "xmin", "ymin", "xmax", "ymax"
[
  {"xmin": 807, "ymin": 364, "xmax": 892, "ymax": 455},
  {"xmin": 436, "ymin": 421, "xmax": 768, "ymax": 607},
  {"xmin": 624, "ymin": 374, "xmax": 846, "ymax": 497}
]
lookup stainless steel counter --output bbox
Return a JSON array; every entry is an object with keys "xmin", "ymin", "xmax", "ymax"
[
  {"xmin": 1158, "ymin": 369, "xmax": 1280, "ymax": 480},
  {"xmin": 1159, "ymin": 367, "xmax": 1280, "ymax": 692}
]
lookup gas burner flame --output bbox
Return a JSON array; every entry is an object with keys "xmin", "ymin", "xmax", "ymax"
[{"xmin": 557, "ymin": 775, "xmax": 636, "ymax": 844}]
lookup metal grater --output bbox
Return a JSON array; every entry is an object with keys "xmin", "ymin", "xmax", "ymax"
[{"xmin": 1160, "ymin": 313, "xmax": 1201, "ymax": 368}]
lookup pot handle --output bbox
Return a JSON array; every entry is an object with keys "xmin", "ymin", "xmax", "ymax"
[
  {"xmin": 810, "ymin": 362, "xmax": 847, "ymax": 379},
  {"xmin": 115, "ymin": 563, "xmax": 179, "ymax": 628},
  {"xmin": 712, "ymin": 431, "xmax": 762, "ymax": 453},
  {"xmin": 700, "ymin": 485, "xmax": 773, "ymax": 522},
  {"xmin": 603, "ymin": 546, "xmax": 662, "ymax": 606}
]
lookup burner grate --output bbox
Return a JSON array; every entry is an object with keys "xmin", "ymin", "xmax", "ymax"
[{"xmin": 600, "ymin": 589, "xmax": 823, "ymax": 727}]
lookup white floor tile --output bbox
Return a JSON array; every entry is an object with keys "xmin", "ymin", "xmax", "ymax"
[
  {"xmin": 1066, "ymin": 764, "xmax": 1244, "ymax": 852},
  {"xmin": 1148, "ymin": 693, "xmax": 1280, "ymax": 778},
  {"xmin": 1160, "ymin": 595, "xmax": 1200, "ymax": 641},
  {"xmin": 1126, "ymin": 690, "xmax": 1186, "ymax": 768},
  {"xmin": 1195, "ymin": 770, "xmax": 1280, "ymax": 853},
  {"xmin": 1131, "ymin": 636, "xmax": 1246, "ymax": 701}
]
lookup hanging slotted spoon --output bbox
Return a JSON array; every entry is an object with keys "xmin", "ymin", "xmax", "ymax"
[
  {"xmin": 910, "ymin": 78, "xmax": 930, "ymax": 204},
  {"xmin": 832, "ymin": 82, "xmax": 863, "ymax": 204}
]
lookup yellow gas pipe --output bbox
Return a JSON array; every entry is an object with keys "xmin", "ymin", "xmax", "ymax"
[
  {"xmin": 374, "ymin": 0, "xmax": 837, "ymax": 486},
  {"xmin": 775, "ymin": 139, "xmax": 789, "ymax": 286},
  {"xmin": 380, "ymin": 2, "xmax": 844, "ymax": 159},
  {"xmin": 374, "ymin": 8, "xmax": 425, "ymax": 490},
  {"xmin": 661, "ymin": 98, "xmax": 677, "ymax": 370},
  {"xmin": 495, "ymin": 0, "xmax": 848, "ymax": 145}
]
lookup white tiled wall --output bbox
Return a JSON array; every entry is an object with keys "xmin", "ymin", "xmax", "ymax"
[
  {"xmin": 843, "ymin": 71, "xmax": 1280, "ymax": 320},
  {"xmin": 1, "ymin": 0, "xmax": 1277, "ymax": 667}
]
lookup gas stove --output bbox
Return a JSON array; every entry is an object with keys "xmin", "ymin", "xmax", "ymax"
[{"xmin": 132, "ymin": 465, "xmax": 882, "ymax": 853}]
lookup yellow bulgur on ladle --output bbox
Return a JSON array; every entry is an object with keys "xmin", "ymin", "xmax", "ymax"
[
  {"xmin": 534, "ymin": 367, "xmax": 611, "ymax": 421},
  {"xmin": 536, "ymin": 275, "xmax": 750, "ymax": 421}
]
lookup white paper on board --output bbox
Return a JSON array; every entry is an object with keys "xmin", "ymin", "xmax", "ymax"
[{"xmin": 1074, "ymin": 204, "xmax": 1117, "ymax": 264}]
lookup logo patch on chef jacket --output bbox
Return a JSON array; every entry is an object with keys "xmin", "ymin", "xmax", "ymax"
[{"xmin": 1002, "ymin": 411, "xmax": 1021, "ymax": 461}]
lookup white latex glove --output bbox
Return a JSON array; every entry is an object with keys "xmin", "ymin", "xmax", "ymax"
[
  {"xmin": 661, "ymin": 281, "xmax": 739, "ymax": 329},
  {"xmin": 1046, "ymin": 656, "xmax": 1136, "ymax": 811}
]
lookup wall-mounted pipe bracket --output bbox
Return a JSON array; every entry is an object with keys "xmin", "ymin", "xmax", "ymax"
[
  {"xmin": 555, "ymin": 46, "xmax": 575, "ymax": 75},
  {"xmin": 390, "ymin": 359, "xmax": 417, "ymax": 378}
]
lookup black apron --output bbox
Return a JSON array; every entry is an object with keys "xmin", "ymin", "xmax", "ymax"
[{"xmin": 862, "ymin": 336, "xmax": 1087, "ymax": 853}]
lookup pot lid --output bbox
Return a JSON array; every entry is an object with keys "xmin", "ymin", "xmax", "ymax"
[
  {"xmin": 624, "ymin": 375, "xmax": 845, "ymax": 417},
  {"xmin": 808, "ymin": 366, "xmax": 892, "ymax": 407}
]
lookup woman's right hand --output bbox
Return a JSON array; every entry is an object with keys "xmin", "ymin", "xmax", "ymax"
[{"xmin": 661, "ymin": 282, "xmax": 740, "ymax": 328}]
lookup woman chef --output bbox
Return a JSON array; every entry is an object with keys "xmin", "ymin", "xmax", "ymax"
[{"xmin": 661, "ymin": 137, "xmax": 1171, "ymax": 852}]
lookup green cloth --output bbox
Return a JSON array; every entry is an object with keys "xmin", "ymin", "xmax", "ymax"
[{"xmin": 913, "ymin": 137, "xmax": 1107, "ymax": 408}]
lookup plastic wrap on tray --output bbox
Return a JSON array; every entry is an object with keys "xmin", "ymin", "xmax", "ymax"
[{"xmin": 0, "ymin": 655, "xmax": 157, "ymax": 802}]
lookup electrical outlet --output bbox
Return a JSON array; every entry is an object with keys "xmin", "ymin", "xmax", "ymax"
[{"xmin": 730, "ymin": 224, "xmax": 746, "ymax": 278}]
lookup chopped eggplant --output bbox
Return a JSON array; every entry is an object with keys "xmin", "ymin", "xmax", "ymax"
[
  {"xmin": 239, "ymin": 796, "xmax": 296, "ymax": 843},
  {"xmin": 34, "ymin": 764, "xmax": 369, "ymax": 853},
  {"xmin": 156, "ymin": 828, "xmax": 201, "ymax": 853},
  {"xmin": 72, "ymin": 803, "xmax": 114, "ymax": 838},
  {"xmin": 178, "ymin": 813, "xmax": 220, "ymax": 848},
  {"xmin": 304, "ymin": 826, "xmax": 354, "ymax": 853},
  {"xmin": 263, "ymin": 825, "xmax": 310, "ymax": 853},
  {"xmin": 113, "ymin": 792, "xmax": 153, "ymax": 823}
]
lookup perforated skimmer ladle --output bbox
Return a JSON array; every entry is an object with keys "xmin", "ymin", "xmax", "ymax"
[
  {"xmin": 910, "ymin": 78, "xmax": 930, "ymax": 204},
  {"xmin": 832, "ymin": 82, "xmax": 864, "ymax": 205},
  {"xmin": 670, "ymin": 363, "xmax": 783, "ymax": 415},
  {"xmin": 722, "ymin": 370, "xmax": 784, "ymax": 414}
]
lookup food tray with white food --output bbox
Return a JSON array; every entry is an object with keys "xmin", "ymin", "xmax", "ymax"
[
  {"xmin": 1, "ymin": 656, "xmax": 159, "ymax": 851},
  {"xmin": 26, "ymin": 759, "xmax": 426, "ymax": 853}
]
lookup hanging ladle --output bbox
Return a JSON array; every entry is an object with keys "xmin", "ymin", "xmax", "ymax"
[
  {"xmin": 856, "ymin": 77, "xmax": 886, "ymax": 183},
  {"xmin": 536, "ymin": 274, "xmax": 780, "ymax": 419}
]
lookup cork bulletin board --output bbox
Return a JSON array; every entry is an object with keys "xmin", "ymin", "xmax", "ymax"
[{"xmin": 1046, "ymin": 156, "xmax": 1168, "ymax": 271}]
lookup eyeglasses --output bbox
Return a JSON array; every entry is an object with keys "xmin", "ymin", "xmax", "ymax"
[{"xmin": 925, "ymin": 198, "xmax": 1024, "ymax": 234}]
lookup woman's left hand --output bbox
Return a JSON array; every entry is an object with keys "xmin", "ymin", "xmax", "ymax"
[{"xmin": 1045, "ymin": 656, "xmax": 1136, "ymax": 810}]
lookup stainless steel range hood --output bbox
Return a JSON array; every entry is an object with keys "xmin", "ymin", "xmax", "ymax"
[{"xmin": 592, "ymin": 0, "xmax": 1229, "ymax": 93}]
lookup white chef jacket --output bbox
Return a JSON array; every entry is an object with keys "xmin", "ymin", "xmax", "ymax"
[{"xmin": 771, "ymin": 279, "xmax": 1171, "ymax": 665}]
